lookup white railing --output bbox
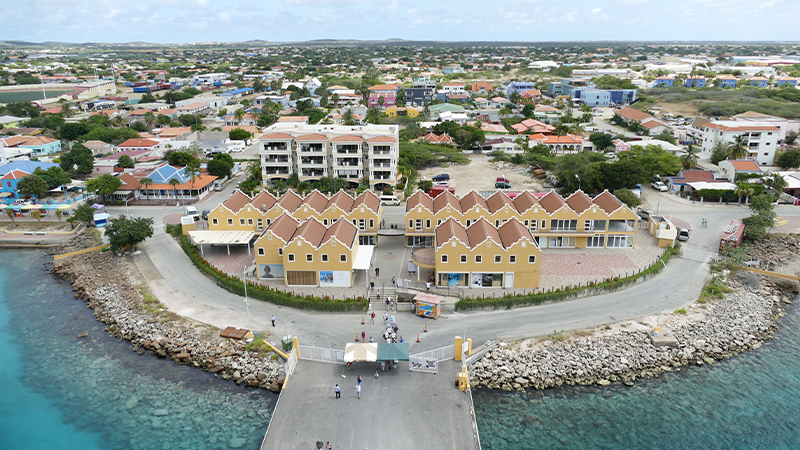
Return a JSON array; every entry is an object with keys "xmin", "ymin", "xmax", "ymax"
[
  {"xmin": 285, "ymin": 348, "xmax": 298, "ymax": 375},
  {"xmin": 410, "ymin": 356, "xmax": 439, "ymax": 373},
  {"xmin": 298, "ymin": 345, "xmax": 345, "ymax": 364},
  {"xmin": 410, "ymin": 344, "xmax": 455, "ymax": 362}
]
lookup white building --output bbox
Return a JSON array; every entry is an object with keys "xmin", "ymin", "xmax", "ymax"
[
  {"xmin": 74, "ymin": 79, "xmax": 117, "ymax": 99},
  {"xmin": 730, "ymin": 111, "xmax": 800, "ymax": 142},
  {"xmin": 258, "ymin": 123, "xmax": 399, "ymax": 189},
  {"xmin": 192, "ymin": 73, "xmax": 228, "ymax": 85},
  {"xmin": 305, "ymin": 77, "xmax": 322, "ymax": 95},
  {"xmin": 701, "ymin": 121, "xmax": 782, "ymax": 166},
  {"xmin": 440, "ymin": 83, "xmax": 466, "ymax": 95}
]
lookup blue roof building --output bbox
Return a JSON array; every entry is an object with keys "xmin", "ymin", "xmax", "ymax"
[{"xmin": 0, "ymin": 160, "xmax": 58, "ymax": 176}]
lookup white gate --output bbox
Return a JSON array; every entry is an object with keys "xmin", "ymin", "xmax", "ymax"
[
  {"xmin": 409, "ymin": 344, "xmax": 455, "ymax": 373},
  {"xmin": 298, "ymin": 345, "xmax": 345, "ymax": 364},
  {"xmin": 285, "ymin": 348, "xmax": 298, "ymax": 376}
]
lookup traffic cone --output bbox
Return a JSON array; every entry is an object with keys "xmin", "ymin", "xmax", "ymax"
[
  {"xmin": 361, "ymin": 316, "xmax": 365, "ymax": 325},
  {"xmin": 424, "ymin": 323, "xmax": 428, "ymax": 333},
  {"xmin": 416, "ymin": 334, "xmax": 420, "ymax": 343}
]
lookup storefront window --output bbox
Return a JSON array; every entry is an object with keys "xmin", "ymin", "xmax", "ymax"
[
  {"xmin": 471, "ymin": 272, "xmax": 503, "ymax": 287},
  {"xmin": 438, "ymin": 272, "xmax": 467, "ymax": 287}
]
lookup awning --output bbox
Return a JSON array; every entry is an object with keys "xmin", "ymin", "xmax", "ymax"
[
  {"xmin": 187, "ymin": 230, "xmax": 255, "ymax": 246},
  {"xmin": 22, "ymin": 204, "xmax": 44, "ymax": 210},
  {"xmin": 687, "ymin": 181, "xmax": 737, "ymax": 191},
  {"xmin": 352, "ymin": 244, "xmax": 375, "ymax": 271},
  {"xmin": 377, "ymin": 343, "xmax": 409, "ymax": 361},
  {"xmin": 413, "ymin": 293, "xmax": 443, "ymax": 305},
  {"xmin": 0, "ymin": 192, "xmax": 11, "ymax": 197},
  {"xmin": 344, "ymin": 343, "xmax": 378, "ymax": 362}
]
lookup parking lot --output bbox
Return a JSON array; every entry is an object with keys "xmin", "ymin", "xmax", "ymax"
[{"xmin": 417, "ymin": 154, "xmax": 546, "ymax": 194}]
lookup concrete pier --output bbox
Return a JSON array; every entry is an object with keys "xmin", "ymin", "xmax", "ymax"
[{"xmin": 262, "ymin": 359, "xmax": 475, "ymax": 450}]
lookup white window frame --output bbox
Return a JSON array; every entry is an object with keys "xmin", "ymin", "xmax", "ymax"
[
  {"xmin": 257, "ymin": 247, "xmax": 265, "ymax": 256},
  {"xmin": 494, "ymin": 255, "xmax": 501, "ymax": 263},
  {"xmin": 340, "ymin": 254, "xmax": 347, "ymax": 262},
  {"xmin": 441, "ymin": 255, "xmax": 448, "ymax": 263},
  {"xmin": 509, "ymin": 255, "xmax": 516, "ymax": 263},
  {"xmin": 460, "ymin": 255, "xmax": 467, "ymax": 263},
  {"xmin": 528, "ymin": 255, "xmax": 536, "ymax": 264},
  {"xmin": 212, "ymin": 218, "xmax": 218, "ymax": 225},
  {"xmin": 322, "ymin": 254, "xmax": 328, "ymax": 262},
  {"xmin": 475, "ymin": 255, "xmax": 482, "ymax": 263},
  {"xmin": 306, "ymin": 254, "xmax": 313, "ymax": 262},
  {"xmin": 288, "ymin": 254, "xmax": 295, "ymax": 262}
]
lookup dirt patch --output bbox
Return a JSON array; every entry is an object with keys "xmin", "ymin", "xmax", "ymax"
[
  {"xmin": 0, "ymin": 221, "xmax": 74, "ymax": 232},
  {"xmin": 417, "ymin": 154, "xmax": 545, "ymax": 194},
  {"xmin": 650, "ymin": 102, "xmax": 700, "ymax": 118}
]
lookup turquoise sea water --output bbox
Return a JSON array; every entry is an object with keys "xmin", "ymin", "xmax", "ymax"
[
  {"xmin": 0, "ymin": 250, "xmax": 277, "ymax": 450},
  {"xmin": 473, "ymin": 299, "xmax": 800, "ymax": 449}
]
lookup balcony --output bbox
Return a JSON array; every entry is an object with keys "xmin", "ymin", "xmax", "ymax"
[
  {"xmin": 370, "ymin": 161, "xmax": 393, "ymax": 168},
  {"xmin": 299, "ymin": 144, "xmax": 325, "ymax": 153},
  {"xmin": 265, "ymin": 168, "xmax": 291, "ymax": 176},
  {"xmin": 333, "ymin": 169, "xmax": 362, "ymax": 179},
  {"xmin": 411, "ymin": 247, "xmax": 435, "ymax": 267},
  {"xmin": 299, "ymin": 157, "xmax": 326, "ymax": 166},
  {"xmin": 263, "ymin": 156, "xmax": 290, "ymax": 164},
  {"xmin": 263, "ymin": 145, "xmax": 290, "ymax": 152},
  {"xmin": 300, "ymin": 169, "xmax": 326, "ymax": 178},
  {"xmin": 334, "ymin": 158, "xmax": 361, "ymax": 168}
]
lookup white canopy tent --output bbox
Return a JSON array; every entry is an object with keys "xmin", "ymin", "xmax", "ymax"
[
  {"xmin": 187, "ymin": 230, "xmax": 255, "ymax": 256},
  {"xmin": 344, "ymin": 343, "xmax": 378, "ymax": 362},
  {"xmin": 353, "ymin": 244, "xmax": 375, "ymax": 288}
]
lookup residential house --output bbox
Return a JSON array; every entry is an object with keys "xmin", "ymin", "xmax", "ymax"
[
  {"xmin": 505, "ymin": 81, "xmax": 537, "ymax": 97},
  {"xmin": 447, "ymin": 94, "xmax": 470, "ymax": 104},
  {"xmin": 176, "ymin": 102, "xmax": 210, "ymax": 115},
  {"xmin": 717, "ymin": 159, "xmax": 762, "ymax": 181},
  {"xmin": 116, "ymin": 139, "xmax": 160, "ymax": 153},
  {"xmin": 654, "ymin": 77, "xmax": 675, "ymax": 88},
  {"xmin": 428, "ymin": 103, "xmax": 467, "ymax": 119},
  {"xmin": 519, "ymin": 89, "xmax": 541, "ymax": 102},
  {"xmin": 579, "ymin": 89, "xmax": 611, "ymax": 107},
  {"xmin": 749, "ymin": 77, "xmax": 769, "ymax": 88},
  {"xmin": 0, "ymin": 116, "xmax": 26, "ymax": 128},
  {"xmin": 528, "ymin": 133, "xmax": 586, "ymax": 153},
  {"xmin": 404, "ymin": 84, "xmax": 436, "ymax": 106},
  {"xmin": 684, "ymin": 76, "xmax": 706, "ymax": 88},
  {"xmin": 470, "ymin": 82, "xmax": 493, "ymax": 95},
  {"xmin": 480, "ymin": 123, "xmax": 509, "ymax": 135},
  {"xmin": 84, "ymin": 140, "xmax": 114, "ymax": 155},
  {"xmin": 615, "ymin": 107, "xmax": 669, "ymax": 133},
  {"xmin": 385, "ymin": 106, "xmax": 420, "ymax": 118},
  {"xmin": 439, "ymin": 111, "xmax": 469, "ymax": 125},
  {"xmin": 8, "ymin": 136, "xmax": 62, "ymax": 155},
  {"xmin": 418, "ymin": 133, "xmax": 453, "ymax": 145},
  {"xmin": 0, "ymin": 160, "xmax": 59, "ymax": 201},
  {"xmin": 474, "ymin": 97, "xmax": 490, "ymax": 109},
  {"xmin": 441, "ymin": 83, "xmax": 466, "ymax": 96},
  {"xmin": 730, "ymin": 111, "xmax": 800, "ymax": 141},
  {"xmin": 776, "ymin": 77, "xmax": 799, "ymax": 87},
  {"xmin": 716, "ymin": 75, "xmax": 738, "ymax": 88},
  {"xmin": 701, "ymin": 121, "xmax": 781, "ymax": 165},
  {"xmin": 480, "ymin": 138, "xmax": 522, "ymax": 154},
  {"xmin": 137, "ymin": 164, "xmax": 217, "ymax": 201},
  {"xmin": 367, "ymin": 84, "xmax": 399, "ymax": 109}
]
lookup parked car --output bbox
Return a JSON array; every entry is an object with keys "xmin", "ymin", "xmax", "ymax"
[
  {"xmin": 12, "ymin": 199, "xmax": 33, "ymax": 205},
  {"xmin": 496, "ymin": 176, "xmax": 510, "ymax": 184},
  {"xmin": 677, "ymin": 227, "xmax": 690, "ymax": 242},
  {"xmin": 495, "ymin": 181, "xmax": 511, "ymax": 189},
  {"xmin": 636, "ymin": 207, "xmax": 652, "ymax": 220},
  {"xmin": 434, "ymin": 181, "xmax": 450, "ymax": 187},
  {"xmin": 379, "ymin": 195, "xmax": 400, "ymax": 206},
  {"xmin": 653, "ymin": 181, "xmax": 668, "ymax": 192},
  {"xmin": 201, "ymin": 210, "xmax": 211, "ymax": 220},
  {"xmin": 185, "ymin": 206, "xmax": 200, "ymax": 221},
  {"xmin": 432, "ymin": 173, "xmax": 450, "ymax": 182}
]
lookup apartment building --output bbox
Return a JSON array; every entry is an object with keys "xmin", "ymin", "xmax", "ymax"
[
  {"xmin": 701, "ymin": 121, "xmax": 781, "ymax": 165},
  {"xmin": 253, "ymin": 214, "xmax": 362, "ymax": 286},
  {"xmin": 207, "ymin": 188, "xmax": 383, "ymax": 245},
  {"xmin": 258, "ymin": 123, "xmax": 398, "ymax": 190},
  {"xmin": 405, "ymin": 189, "xmax": 637, "ymax": 249}
]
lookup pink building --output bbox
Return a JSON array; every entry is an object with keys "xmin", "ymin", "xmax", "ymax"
[{"xmin": 367, "ymin": 84, "xmax": 399, "ymax": 109}]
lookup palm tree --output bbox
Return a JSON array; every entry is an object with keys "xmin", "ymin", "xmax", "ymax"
[
  {"xmin": 342, "ymin": 110, "xmax": 356, "ymax": 125},
  {"xmin": 32, "ymin": 210, "xmax": 42, "ymax": 224},
  {"xmin": 111, "ymin": 115, "xmax": 124, "ymax": 127},
  {"xmin": 241, "ymin": 99, "xmax": 252, "ymax": 109},
  {"xmin": 140, "ymin": 177, "xmax": 153, "ymax": 200},
  {"xmin": 246, "ymin": 160, "xmax": 262, "ymax": 181},
  {"xmin": 233, "ymin": 108, "xmax": 246, "ymax": 125},
  {"xmin": 5, "ymin": 208, "xmax": 16, "ymax": 227},
  {"xmin": 169, "ymin": 178, "xmax": 181, "ymax": 205},
  {"xmin": 58, "ymin": 98, "xmax": 73, "ymax": 118},
  {"xmin": 144, "ymin": 111, "xmax": 156, "ymax": 131},
  {"xmin": 727, "ymin": 135, "xmax": 750, "ymax": 160},
  {"xmin": 498, "ymin": 107, "xmax": 512, "ymax": 120},
  {"xmin": 184, "ymin": 161, "xmax": 202, "ymax": 198},
  {"xmin": 55, "ymin": 209, "xmax": 63, "ymax": 222},
  {"xmin": 681, "ymin": 144, "xmax": 700, "ymax": 169},
  {"xmin": 765, "ymin": 173, "xmax": 788, "ymax": 195},
  {"xmin": 734, "ymin": 181, "xmax": 755, "ymax": 204}
]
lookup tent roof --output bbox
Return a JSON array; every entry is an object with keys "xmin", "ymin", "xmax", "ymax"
[
  {"xmin": 344, "ymin": 343, "xmax": 378, "ymax": 362},
  {"xmin": 413, "ymin": 293, "xmax": 443, "ymax": 305},
  {"xmin": 377, "ymin": 343, "xmax": 410, "ymax": 361},
  {"xmin": 352, "ymin": 245, "xmax": 374, "ymax": 271}
]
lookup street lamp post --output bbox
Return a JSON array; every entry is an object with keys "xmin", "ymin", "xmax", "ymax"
[
  {"xmin": 575, "ymin": 174, "xmax": 581, "ymax": 192},
  {"xmin": 243, "ymin": 264, "xmax": 251, "ymax": 335},
  {"xmin": 450, "ymin": 310, "xmax": 467, "ymax": 365},
  {"xmin": 656, "ymin": 188, "xmax": 662, "ymax": 216},
  {"xmin": 656, "ymin": 259, "xmax": 666, "ymax": 330},
  {"xmin": 124, "ymin": 197, "xmax": 132, "ymax": 218}
]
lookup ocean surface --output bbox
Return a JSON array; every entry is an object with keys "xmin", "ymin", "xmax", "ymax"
[
  {"xmin": 0, "ymin": 89, "xmax": 74, "ymax": 103},
  {"xmin": 0, "ymin": 249, "xmax": 277, "ymax": 450},
  {"xmin": 473, "ymin": 297, "xmax": 800, "ymax": 449}
]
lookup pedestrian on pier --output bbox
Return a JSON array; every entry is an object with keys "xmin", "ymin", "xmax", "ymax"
[
  {"xmin": 271, "ymin": 315, "xmax": 275, "ymax": 327},
  {"xmin": 356, "ymin": 384, "xmax": 361, "ymax": 399},
  {"xmin": 361, "ymin": 330, "xmax": 366, "ymax": 341},
  {"xmin": 357, "ymin": 375, "xmax": 362, "ymax": 385},
  {"xmin": 375, "ymin": 267, "xmax": 380, "ymax": 278},
  {"xmin": 317, "ymin": 440, "xmax": 324, "ymax": 449},
  {"xmin": 334, "ymin": 384, "xmax": 341, "ymax": 399},
  {"xmin": 326, "ymin": 443, "xmax": 332, "ymax": 449},
  {"xmin": 371, "ymin": 312, "xmax": 375, "ymax": 324},
  {"xmin": 391, "ymin": 276, "xmax": 396, "ymax": 286}
]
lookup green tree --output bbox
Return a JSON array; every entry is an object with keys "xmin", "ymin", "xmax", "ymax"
[
  {"xmin": 140, "ymin": 93, "xmax": 156, "ymax": 103},
  {"xmin": 233, "ymin": 108, "xmax": 246, "ymax": 124},
  {"xmin": 613, "ymin": 189, "xmax": 642, "ymax": 209},
  {"xmin": 726, "ymin": 135, "xmax": 750, "ymax": 160},
  {"xmin": 365, "ymin": 107, "xmax": 382, "ymax": 124},
  {"xmin": 58, "ymin": 98, "xmax": 73, "ymax": 118},
  {"xmin": 207, "ymin": 155, "xmax": 234, "ymax": 179},
  {"xmin": 589, "ymin": 132, "xmax": 613, "ymax": 150},
  {"xmin": 165, "ymin": 150, "xmax": 200, "ymax": 167},
  {"xmin": 765, "ymin": 173, "xmax": 788, "ymax": 195},
  {"xmin": 59, "ymin": 122, "xmax": 89, "ymax": 140},
  {"xmin": 130, "ymin": 121, "xmax": 147, "ymax": 133},
  {"xmin": 418, "ymin": 179, "xmax": 433, "ymax": 192},
  {"xmin": 710, "ymin": 140, "xmax": 729, "ymax": 165},
  {"xmin": 16, "ymin": 174, "xmax": 48, "ymax": 198},
  {"xmin": 4, "ymin": 209, "xmax": 16, "ymax": 228},
  {"xmin": 785, "ymin": 130, "xmax": 798, "ymax": 146},
  {"xmin": 144, "ymin": 111, "xmax": 156, "ymax": 131},
  {"xmin": 104, "ymin": 215, "xmax": 155, "ymax": 253},
  {"xmin": 775, "ymin": 149, "xmax": 800, "ymax": 169},
  {"xmin": 734, "ymin": 181, "xmax": 755, "ymax": 204},
  {"xmin": 169, "ymin": 178, "xmax": 181, "ymax": 203},
  {"xmin": 229, "ymin": 128, "xmax": 252, "ymax": 142},
  {"xmin": 681, "ymin": 144, "xmax": 700, "ymax": 169},
  {"xmin": 117, "ymin": 154, "xmax": 135, "ymax": 168},
  {"xmin": 60, "ymin": 143, "xmax": 94, "ymax": 176},
  {"xmin": 157, "ymin": 114, "xmax": 171, "ymax": 126},
  {"xmin": 184, "ymin": 160, "xmax": 202, "ymax": 192},
  {"xmin": 253, "ymin": 78, "xmax": 265, "ymax": 92},
  {"xmin": 71, "ymin": 203, "xmax": 96, "ymax": 226},
  {"xmin": 31, "ymin": 209, "xmax": 42, "ymax": 224},
  {"xmin": 33, "ymin": 166, "xmax": 71, "ymax": 190},
  {"xmin": 139, "ymin": 177, "xmax": 153, "ymax": 200},
  {"xmin": 653, "ymin": 130, "xmax": 677, "ymax": 145},
  {"xmin": 86, "ymin": 174, "xmax": 123, "ymax": 198}
]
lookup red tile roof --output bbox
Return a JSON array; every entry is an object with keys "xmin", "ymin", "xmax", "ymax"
[{"xmin": 117, "ymin": 139, "xmax": 159, "ymax": 148}]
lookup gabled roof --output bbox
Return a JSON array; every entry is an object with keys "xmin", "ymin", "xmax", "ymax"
[
  {"xmin": 321, "ymin": 218, "xmax": 357, "ymax": 249},
  {"xmin": 291, "ymin": 217, "xmax": 327, "ymax": 247},
  {"xmin": 592, "ymin": 190, "xmax": 624, "ymax": 215},
  {"xmin": 406, "ymin": 190, "xmax": 433, "ymax": 213},
  {"xmin": 466, "ymin": 218, "xmax": 502, "ymax": 249},
  {"xmin": 118, "ymin": 139, "xmax": 159, "ymax": 148},
  {"xmin": 352, "ymin": 190, "xmax": 381, "ymax": 213},
  {"xmin": 512, "ymin": 190, "xmax": 541, "ymax": 214},
  {"xmin": 615, "ymin": 106, "xmax": 653, "ymax": 123},
  {"xmin": 436, "ymin": 217, "xmax": 469, "ymax": 249},
  {"xmin": 539, "ymin": 190, "xmax": 566, "ymax": 213},
  {"xmin": 565, "ymin": 190, "xmax": 594, "ymax": 214},
  {"xmin": 497, "ymin": 219, "xmax": 536, "ymax": 249},
  {"xmin": 367, "ymin": 84, "xmax": 399, "ymax": 91},
  {"xmin": 367, "ymin": 135, "xmax": 396, "ymax": 143},
  {"xmin": 0, "ymin": 169, "xmax": 29, "ymax": 180},
  {"xmin": 330, "ymin": 134, "xmax": 363, "ymax": 143},
  {"xmin": 460, "ymin": 191, "xmax": 488, "ymax": 212},
  {"xmin": 727, "ymin": 159, "xmax": 761, "ymax": 172},
  {"xmin": 277, "ymin": 190, "xmax": 303, "ymax": 212},
  {"xmin": 485, "ymin": 191, "xmax": 514, "ymax": 213},
  {"xmin": 222, "ymin": 190, "xmax": 252, "ymax": 213},
  {"xmin": 250, "ymin": 190, "xmax": 278, "ymax": 211},
  {"xmin": 118, "ymin": 172, "xmax": 141, "ymax": 190},
  {"xmin": 433, "ymin": 190, "xmax": 461, "ymax": 214},
  {"xmin": 300, "ymin": 189, "xmax": 329, "ymax": 213},
  {"xmin": 262, "ymin": 213, "xmax": 300, "ymax": 244},
  {"xmin": 17, "ymin": 136, "xmax": 57, "ymax": 146},
  {"xmin": 327, "ymin": 190, "xmax": 355, "ymax": 212}
]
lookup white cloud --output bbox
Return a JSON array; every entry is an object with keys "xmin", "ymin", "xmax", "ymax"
[{"xmin": 218, "ymin": 12, "xmax": 232, "ymax": 21}]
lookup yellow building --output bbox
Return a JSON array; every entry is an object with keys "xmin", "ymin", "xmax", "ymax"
[
  {"xmin": 208, "ymin": 188, "xmax": 383, "ymax": 246},
  {"xmin": 434, "ymin": 217, "xmax": 541, "ymax": 289},
  {"xmin": 385, "ymin": 106, "xmax": 420, "ymax": 118},
  {"xmin": 405, "ymin": 189, "xmax": 638, "ymax": 249},
  {"xmin": 253, "ymin": 214, "xmax": 362, "ymax": 286}
]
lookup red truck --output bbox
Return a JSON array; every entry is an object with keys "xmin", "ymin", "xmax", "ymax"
[{"xmin": 428, "ymin": 185, "xmax": 455, "ymax": 198}]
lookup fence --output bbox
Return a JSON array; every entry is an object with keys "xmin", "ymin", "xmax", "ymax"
[
  {"xmin": 410, "ymin": 344, "xmax": 455, "ymax": 362},
  {"xmin": 285, "ymin": 347, "xmax": 298, "ymax": 376},
  {"xmin": 398, "ymin": 279, "xmax": 466, "ymax": 298},
  {"xmin": 409, "ymin": 344, "xmax": 455, "ymax": 373},
  {"xmin": 465, "ymin": 388, "xmax": 483, "ymax": 450},
  {"xmin": 298, "ymin": 345, "xmax": 345, "ymax": 364}
]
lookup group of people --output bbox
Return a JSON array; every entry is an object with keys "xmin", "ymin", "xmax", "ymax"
[
  {"xmin": 315, "ymin": 440, "xmax": 333, "ymax": 449},
  {"xmin": 701, "ymin": 218, "xmax": 708, "ymax": 228},
  {"xmin": 379, "ymin": 358, "xmax": 399, "ymax": 372}
]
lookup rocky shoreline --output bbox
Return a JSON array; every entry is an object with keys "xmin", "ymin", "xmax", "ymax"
[
  {"xmin": 470, "ymin": 271, "xmax": 797, "ymax": 391},
  {"xmin": 50, "ymin": 234, "xmax": 286, "ymax": 392}
]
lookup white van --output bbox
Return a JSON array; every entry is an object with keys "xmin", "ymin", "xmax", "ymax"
[
  {"xmin": 380, "ymin": 195, "xmax": 400, "ymax": 206},
  {"xmin": 185, "ymin": 206, "xmax": 200, "ymax": 221},
  {"xmin": 677, "ymin": 227, "xmax": 690, "ymax": 242}
]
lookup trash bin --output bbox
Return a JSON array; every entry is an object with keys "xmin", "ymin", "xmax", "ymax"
[{"xmin": 281, "ymin": 335, "xmax": 293, "ymax": 351}]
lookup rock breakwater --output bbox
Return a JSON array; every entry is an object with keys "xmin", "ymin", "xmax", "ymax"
[
  {"xmin": 51, "ymin": 235, "xmax": 285, "ymax": 392},
  {"xmin": 471, "ymin": 274, "xmax": 797, "ymax": 391}
]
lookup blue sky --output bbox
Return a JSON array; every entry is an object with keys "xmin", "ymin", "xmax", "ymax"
[{"xmin": 1, "ymin": 0, "xmax": 799, "ymax": 43}]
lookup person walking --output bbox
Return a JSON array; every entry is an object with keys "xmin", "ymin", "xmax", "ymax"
[
  {"xmin": 334, "ymin": 384, "xmax": 341, "ymax": 399},
  {"xmin": 371, "ymin": 311, "xmax": 375, "ymax": 324},
  {"xmin": 361, "ymin": 330, "xmax": 366, "ymax": 341},
  {"xmin": 357, "ymin": 375, "xmax": 362, "ymax": 385},
  {"xmin": 326, "ymin": 443, "xmax": 332, "ymax": 450},
  {"xmin": 317, "ymin": 440, "xmax": 324, "ymax": 450},
  {"xmin": 375, "ymin": 267, "xmax": 380, "ymax": 278},
  {"xmin": 391, "ymin": 276, "xmax": 396, "ymax": 286},
  {"xmin": 356, "ymin": 383, "xmax": 361, "ymax": 399},
  {"xmin": 271, "ymin": 315, "xmax": 275, "ymax": 327}
]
